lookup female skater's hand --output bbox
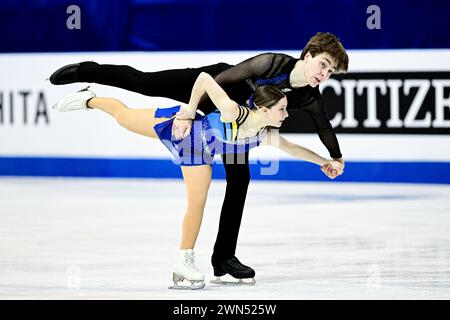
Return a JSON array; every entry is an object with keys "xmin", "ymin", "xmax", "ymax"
[
  {"xmin": 172, "ymin": 118, "xmax": 193, "ymax": 140},
  {"xmin": 321, "ymin": 160, "xmax": 344, "ymax": 179}
]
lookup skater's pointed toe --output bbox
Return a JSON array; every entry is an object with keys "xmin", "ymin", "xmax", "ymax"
[
  {"xmin": 50, "ymin": 63, "xmax": 82, "ymax": 85},
  {"xmin": 54, "ymin": 87, "xmax": 95, "ymax": 112},
  {"xmin": 50, "ymin": 61, "xmax": 98, "ymax": 85}
]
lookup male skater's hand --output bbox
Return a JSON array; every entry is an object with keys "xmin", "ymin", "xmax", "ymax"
[
  {"xmin": 333, "ymin": 158, "xmax": 345, "ymax": 176},
  {"xmin": 172, "ymin": 118, "xmax": 193, "ymax": 140}
]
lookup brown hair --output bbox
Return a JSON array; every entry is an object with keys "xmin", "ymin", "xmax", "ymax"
[
  {"xmin": 300, "ymin": 32, "xmax": 349, "ymax": 73},
  {"xmin": 252, "ymin": 85, "xmax": 286, "ymax": 108}
]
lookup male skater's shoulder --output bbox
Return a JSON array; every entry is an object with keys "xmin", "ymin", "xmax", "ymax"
[
  {"xmin": 214, "ymin": 52, "xmax": 294, "ymax": 85},
  {"xmin": 252, "ymin": 52, "xmax": 296, "ymax": 79}
]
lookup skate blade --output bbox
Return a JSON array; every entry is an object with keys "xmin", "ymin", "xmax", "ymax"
[
  {"xmin": 168, "ymin": 281, "xmax": 205, "ymax": 290},
  {"xmin": 168, "ymin": 273, "xmax": 205, "ymax": 290},
  {"xmin": 210, "ymin": 276, "xmax": 256, "ymax": 286}
]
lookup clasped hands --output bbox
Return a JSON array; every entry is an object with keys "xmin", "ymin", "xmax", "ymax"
[
  {"xmin": 321, "ymin": 159, "xmax": 345, "ymax": 179},
  {"xmin": 171, "ymin": 105, "xmax": 196, "ymax": 139}
]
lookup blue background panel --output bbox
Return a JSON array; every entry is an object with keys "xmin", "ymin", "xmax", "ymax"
[{"xmin": 1, "ymin": 0, "xmax": 449, "ymax": 52}]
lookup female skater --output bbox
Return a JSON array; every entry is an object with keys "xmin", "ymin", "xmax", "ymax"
[{"xmin": 54, "ymin": 72, "xmax": 342, "ymax": 289}]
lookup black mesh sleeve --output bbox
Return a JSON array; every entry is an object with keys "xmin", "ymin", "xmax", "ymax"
[
  {"xmin": 213, "ymin": 53, "xmax": 275, "ymax": 85},
  {"xmin": 302, "ymin": 97, "xmax": 343, "ymax": 159},
  {"xmin": 196, "ymin": 53, "xmax": 275, "ymax": 115}
]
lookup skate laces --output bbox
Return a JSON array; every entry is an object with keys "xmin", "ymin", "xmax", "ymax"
[
  {"xmin": 228, "ymin": 257, "xmax": 247, "ymax": 270},
  {"xmin": 185, "ymin": 252, "xmax": 200, "ymax": 272}
]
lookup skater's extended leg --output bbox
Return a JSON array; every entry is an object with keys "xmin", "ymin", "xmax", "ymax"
[
  {"xmin": 87, "ymin": 97, "xmax": 164, "ymax": 139},
  {"xmin": 79, "ymin": 63, "xmax": 192, "ymax": 100},
  {"xmin": 179, "ymin": 165, "xmax": 212, "ymax": 249},
  {"xmin": 51, "ymin": 62, "xmax": 231, "ymax": 104}
]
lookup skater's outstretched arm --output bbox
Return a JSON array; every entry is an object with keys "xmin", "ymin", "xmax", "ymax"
[
  {"xmin": 176, "ymin": 72, "xmax": 240, "ymax": 123},
  {"xmin": 262, "ymin": 129, "xmax": 343, "ymax": 179}
]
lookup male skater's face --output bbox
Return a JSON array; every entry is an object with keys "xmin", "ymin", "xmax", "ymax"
[{"xmin": 303, "ymin": 52, "xmax": 337, "ymax": 87}]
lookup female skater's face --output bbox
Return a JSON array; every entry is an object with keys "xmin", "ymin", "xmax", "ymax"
[
  {"xmin": 303, "ymin": 52, "xmax": 337, "ymax": 87},
  {"xmin": 265, "ymin": 97, "xmax": 289, "ymax": 127}
]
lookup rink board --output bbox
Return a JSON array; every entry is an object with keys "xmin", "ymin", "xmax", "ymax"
[{"xmin": 0, "ymin": 50, "xmax": 449, "ymax": 183}]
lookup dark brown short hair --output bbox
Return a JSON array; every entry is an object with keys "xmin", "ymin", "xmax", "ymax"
[
  {"xmin": 300, "ymin": 32, "xmax": 349, "ymax": 73},
  {"xmin": 253, "ymin": 85, "xmax": 286, "ymax": 108}
]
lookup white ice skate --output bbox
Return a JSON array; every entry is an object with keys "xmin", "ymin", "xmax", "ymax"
[
  {"xmin": 53, "ymin": 86, "xmax": 95, "ymax": 112},
  {"xmin": 168, "ymin": 249, "xmax": 205, "ymax": 290}
]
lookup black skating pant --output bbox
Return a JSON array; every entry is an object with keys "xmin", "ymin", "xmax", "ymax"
[{"xmin": 77, "ymin": 62, "xmax": 253, "ymax": 265}]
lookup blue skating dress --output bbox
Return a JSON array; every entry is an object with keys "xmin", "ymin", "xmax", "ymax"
[{"xmin": 153, "ymin": 105, "xmax": 267, "ymax": 166}]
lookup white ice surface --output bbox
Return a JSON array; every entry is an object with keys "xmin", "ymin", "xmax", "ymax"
[{"xmin": 1, "ymin": 177, "xmax": 449, "ymax": 300}]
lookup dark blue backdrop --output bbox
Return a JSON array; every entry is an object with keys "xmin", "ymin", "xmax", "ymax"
[{"xmin": 1, "ymin": 0, "xmax": 449, "ymax": 52}]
